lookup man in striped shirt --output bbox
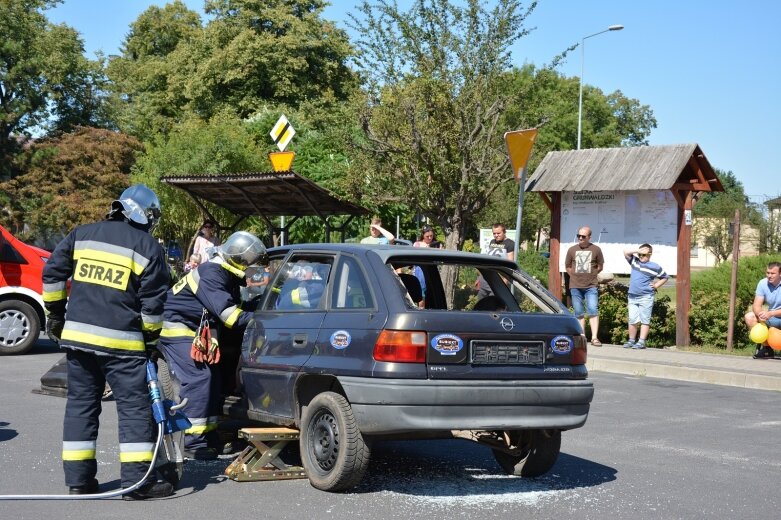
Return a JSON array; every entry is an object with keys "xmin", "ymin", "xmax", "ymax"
[{"xmin": 622, "ymin": 244, "xmax": 669, "ymax": 349}]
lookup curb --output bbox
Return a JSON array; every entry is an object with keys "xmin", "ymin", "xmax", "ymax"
[{"xmin": 586, "ymin": 349, "xmax": 781, "ymax": 392}]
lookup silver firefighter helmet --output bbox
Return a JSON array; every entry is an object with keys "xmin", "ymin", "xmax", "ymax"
[
  {"xmin": 219, "ymin": 231, "xmax": 268, "ymax": 269},
  {"xmin": 108, "ymin": 184, "xmax": 161, "ymax": 231}
]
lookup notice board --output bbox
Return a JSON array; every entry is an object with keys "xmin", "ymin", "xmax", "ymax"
[{"xmin": 559, "ymin": 190, "xmax": 678, "ymax": 275}]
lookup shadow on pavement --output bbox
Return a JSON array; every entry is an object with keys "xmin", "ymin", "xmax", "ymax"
[{"xmin": 353, "ymin": 439, "xmax": 616, "ymax": 495}]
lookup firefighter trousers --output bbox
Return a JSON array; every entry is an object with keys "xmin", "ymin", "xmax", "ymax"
[
  {"xmin": 158, "ymin": 337, "xmax": 222, "ymax": 451},
  {"xmin": 63, "ymin": 348, "xmax": 155, "ymax": 488}
]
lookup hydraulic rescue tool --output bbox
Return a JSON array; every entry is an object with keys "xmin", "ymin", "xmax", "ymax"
[{"xmin": 0, "ymin": 358, "xmax": 190, "ymax": 500}]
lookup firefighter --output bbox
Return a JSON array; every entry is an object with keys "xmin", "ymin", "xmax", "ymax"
[
  {"xmin": 42, "ymin": 185, "xmax": 174, "ymax": 500},
  {"xmin": 158, "ymin": 231, "xmax": 267, "ymax": 460}
]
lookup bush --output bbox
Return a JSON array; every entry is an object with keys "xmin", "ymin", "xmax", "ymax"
[
  {"xmin": 517, "ymin": 250, "xmax": 549, "ymax": 289},
  {"xmin": 596, "ymin": 282, "xmax": 676, "ymax": 348},
  {"xmin": 689, "ymin": 254, "xmax": 775, "ymax": 349}
]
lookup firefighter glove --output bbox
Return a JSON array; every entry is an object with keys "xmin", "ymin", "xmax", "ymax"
[{"xmin": 46, "ymin": 316, "xmax": 65, "ymax": 343}]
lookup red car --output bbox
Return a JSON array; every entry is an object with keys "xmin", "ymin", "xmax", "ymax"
[{"xmin": 0, "ymin": 225, "xmax": 50, "ymax": 355}]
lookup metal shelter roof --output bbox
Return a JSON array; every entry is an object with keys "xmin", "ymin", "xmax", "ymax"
[
  {"xmin": 161, "ymin": 171, "xmax": 369, "ymax": 219},
  {"xmin": 526, "ymin": 143, "xmax": 723, "ymax": 193}
]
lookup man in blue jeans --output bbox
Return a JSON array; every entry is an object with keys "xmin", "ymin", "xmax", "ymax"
[
  {"xmin": 565, "ymin": 226, "xmax": 604, "ymax": 346},
  {"xmin": 622, "ymin": 244, "xmax": 668, "ymax": 349},
  {"xmin": 744, "ymin": 261, "xmax": 781, "ymax": 359}
]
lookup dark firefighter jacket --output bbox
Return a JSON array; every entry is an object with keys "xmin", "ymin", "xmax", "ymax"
[
  {"xmin": 41, "ymin": 220, "xmax": 169, "ymax": 357},
  {"xmin": 160, "ymin": 258, "xmax": 251, "ymax": 340}
]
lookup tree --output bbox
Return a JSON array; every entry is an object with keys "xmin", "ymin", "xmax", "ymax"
[
  {"xmin": 130, "ymin": 112, "xmax": 271, "ymax": 249},
  {"xmin": 692, "ymin": 169, "xmax": 763, "ymax": 263},
  {"xmin": 106, "ymin": 0, "xmax": 203, "ymax": 140},
  {"xmin": 0, "ymin": 0, "xmax": 111, "ymax": 179},
  {"xmin": 107, "ymin": 0, "xmax": 357, "ymax": 140},
  {"xmin": 346, "ymin": 0, "xmax": 656, "ymax": 302},
  {"xmin": 0, "ymin": 127, "xmax": 143, "ymax": 243},
  {"xmin": 479, "ymin": 65, "xmax": 656, "ymax": 247},
  {"xmin": 346, "ymin": 0, "xmax": 538, "ymax": 302}
]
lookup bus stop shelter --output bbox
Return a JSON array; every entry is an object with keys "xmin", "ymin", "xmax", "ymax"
[{"xmin": 161, "ymin": 172, "xmax": 370, "ymax": 244}]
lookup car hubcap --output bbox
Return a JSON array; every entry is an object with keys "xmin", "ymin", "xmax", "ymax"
[
  {"xmin": 0, "ymin": 310, "xmax": 30, "ymax": 347},
  {"xmin": 310, "ymin": 410, "xmax": 339, "ymax": 471}
]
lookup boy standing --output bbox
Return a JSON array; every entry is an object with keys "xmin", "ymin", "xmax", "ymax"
[{"xmin": 623, "ymin": 243, "xmax": 668, "ymax": 349}]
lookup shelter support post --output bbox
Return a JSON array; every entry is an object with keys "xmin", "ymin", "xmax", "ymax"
[
  {"xmin": 675, "ymin": 190, "xmax": 693, "ymax": 346},
  {"xmin": 546, "ymin": 192, "xmax": 562, "ymax": 299}
]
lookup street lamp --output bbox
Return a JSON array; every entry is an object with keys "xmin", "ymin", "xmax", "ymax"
[{"xmin": 577, "ymin": 24, "xmax": 624, "ymax": 150}]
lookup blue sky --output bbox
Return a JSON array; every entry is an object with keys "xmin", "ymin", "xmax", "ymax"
[{"xmin": 49, "ymin": 0, "xmax": 780, "ymax": 203}]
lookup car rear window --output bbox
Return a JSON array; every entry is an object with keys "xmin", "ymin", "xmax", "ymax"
[{"xmin": 390, "ymin": 258, "xmax": 562, "ymax": 314}]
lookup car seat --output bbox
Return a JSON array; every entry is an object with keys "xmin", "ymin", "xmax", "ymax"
[{"xmin": 398, "ymin": 273, "xmax": 423, "ymax": 305}]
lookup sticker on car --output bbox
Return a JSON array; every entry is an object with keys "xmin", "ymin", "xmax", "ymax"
[
  {"xmin": 330, "ymin": 330, "xmax": 352, "ymax": 350},
  {"xmin": 431, "ymin": 334, "xmax": 464, "ymax": 355},
  {"xmin": 550, "ymin": 335, "xmax": 573, "ymax": 355}
]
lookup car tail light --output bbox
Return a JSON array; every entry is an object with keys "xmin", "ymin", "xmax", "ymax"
[
  {"xmin": 572, "ymin": 334, "xmax": 588, "ymax": 364},
  {"xmin": 373, "ymin": 330, "xmax": 427, "ymax": 363}
]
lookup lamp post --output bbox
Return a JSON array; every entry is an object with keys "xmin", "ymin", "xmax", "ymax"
[{"xmin": 577, "ymin": 24, "xmax": 624, "ymax": 150}]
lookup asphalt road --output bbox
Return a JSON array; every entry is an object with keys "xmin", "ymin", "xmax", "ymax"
[{"xmin": 1, "ymin": 338, "xmax": 779, "ymax": 519}]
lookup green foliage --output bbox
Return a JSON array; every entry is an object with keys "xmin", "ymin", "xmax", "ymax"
[
  {"xmin": 689, "ymin": 254, "xmax": 774, "ymax": 349},
  {"xmin": 0, "ymin": 0, "xmax": 110, "ymax": 179},
  {"xmin": 596, "ymin": 282, "xmax": 676, "ymax": 347},
  {"xmin": 0, "ymin": 127, "xmax": 143, "ymax": 242},
  {"xmin": 131, "ymin": 113, "xmax": 269, "ymax": 247},
  {"xmin": 692, "ymin": 169, "xmax": 765, "ymax": 262},
  {"xmin": 108, "ymin": 0, "xmax": 356, "ymax": 140},
  {"xmin": 516, "ymin": 249, "xmax": 549, "ymax": 288}
]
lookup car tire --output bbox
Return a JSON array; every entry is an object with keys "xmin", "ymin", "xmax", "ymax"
[
  {"xmin": 492, "ymin": 429, "xmax": 561, "ymax": 477},
  {"xmin": 0, "ymin": 300, "xmax": 40, "ymax": 355},
  {"xmin": 300, "ymin": 391, "xmax": 370, "ymax": 492}
]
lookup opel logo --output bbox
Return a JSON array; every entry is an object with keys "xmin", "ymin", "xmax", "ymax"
[{"xmin": 500, "ymin": 317, "xmax": 514, "ymax": 331}]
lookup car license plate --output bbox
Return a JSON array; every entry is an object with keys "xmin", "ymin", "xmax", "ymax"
[{"xmin": 470, "ymin": 340, "xmax": 544, "ymax": 364}]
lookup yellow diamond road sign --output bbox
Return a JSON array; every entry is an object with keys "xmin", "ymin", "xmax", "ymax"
[{"xmin": 270, "ymin": 114, "xmax": 295, "ymax": 151}]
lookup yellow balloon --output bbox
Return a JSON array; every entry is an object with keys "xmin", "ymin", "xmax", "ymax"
[{"xmin": 750, "ymin": 323, "xmax": 769, "ymax": 344}]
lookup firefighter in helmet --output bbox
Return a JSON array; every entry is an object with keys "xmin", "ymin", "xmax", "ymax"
[
  {"xmin": 42, "ymin": 184, "xmax": 174, "ymax": 499},
  {"xmin": 158, "ymin": 230, "xmax": 268, "ymax": 460}
]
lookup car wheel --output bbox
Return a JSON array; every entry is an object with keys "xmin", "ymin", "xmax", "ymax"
[
  {"xmin": 492, "ymin": 429, "xmax": 561, "ymax": 477},
  {"xmin": 300, "ymin": 391, "xmax": 370, "ymax": 492},
  {"xmin": 0, "ymin": 300, "xmax": 40, "ymax": 355}
]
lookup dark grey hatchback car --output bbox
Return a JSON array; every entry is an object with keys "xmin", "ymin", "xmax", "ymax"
[{"xmin": 230, "ymin": 243, "xmax": 594, "ymax": 491}]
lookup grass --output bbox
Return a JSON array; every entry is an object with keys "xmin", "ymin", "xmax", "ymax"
[{"xmin": 667, "ymin": 344, "xmax": 755, "ymax": 357}]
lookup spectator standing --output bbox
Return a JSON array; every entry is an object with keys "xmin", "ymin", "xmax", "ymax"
[
  {"xmin": 414, "ymin": 225, "xmax": 443, "ymax": 248},
  {"xmin": 622, "ymin": 244, "xmax": 668, "ymax": 349},
  {"xmin": 360, "ymin": 217, "xmax": 395, "ymax": 244},
  {"xmin": 192, "ymin": 220, "xmax": 220, "ymax": 263},
  {"xmin": 744, "ymin": 261, "xmax": 781, "ymax": 359},
  {"xmin": 475, "ymin": 223, "xmax": 515, "ymax": 299},
  {"xmin": 565, "ymin": 226, "xmax": 604, "ymax": 346},
  {"xmin": 412, "ymin": 225, "xmax": 442, "ymax": 308}
]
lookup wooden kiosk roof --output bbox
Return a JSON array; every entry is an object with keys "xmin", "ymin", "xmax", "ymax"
[{"xmin": 526, "ymin": 143, "xmax": 723, "ymax": 195}]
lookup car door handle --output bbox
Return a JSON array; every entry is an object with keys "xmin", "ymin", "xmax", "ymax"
[{"xmin": 292, "ymin": 333, "xmax": 308, "ymax": 348}]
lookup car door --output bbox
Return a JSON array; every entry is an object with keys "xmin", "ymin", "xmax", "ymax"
[{"xmin": 242, "ymin": 253, "xmax": 333, "ymax": 418}]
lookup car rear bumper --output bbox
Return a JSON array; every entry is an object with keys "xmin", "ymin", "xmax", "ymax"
[{"xmin": 337, "ymin": 376, "xmax": 594, "ymax": 435}]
